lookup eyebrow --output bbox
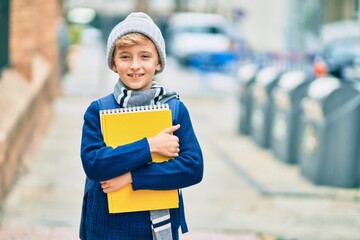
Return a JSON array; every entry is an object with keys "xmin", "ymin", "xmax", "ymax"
[{"xmin": 117, "ymin": 50, "xmax": 154, "ymax": 55}]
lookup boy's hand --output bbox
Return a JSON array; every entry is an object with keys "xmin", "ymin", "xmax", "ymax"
[
  {"xmin": 100, "ymin": 172, "xmax": 132, "ymax": 193},
  {"xmin": 148, "ymin": 124, "xmax": 181, "ymax": 158}
]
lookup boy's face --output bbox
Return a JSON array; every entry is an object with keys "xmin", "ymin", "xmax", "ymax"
[{"xmin": 111, "ymin": 40, "xmax": 162, "ymax": 91}]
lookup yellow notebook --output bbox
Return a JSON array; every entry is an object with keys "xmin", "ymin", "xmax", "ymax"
[{"xmin": 99, "ymin": 104, "xmax": 179, "ymax": 213}]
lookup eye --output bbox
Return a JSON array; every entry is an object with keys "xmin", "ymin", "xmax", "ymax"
[
  {"xmin": 119, "ymin": 55, "xmax": 130, "ymax": 59},
  {"xmin": 142, "ymin": 54, "xmax": 151, "ymax": 59}
]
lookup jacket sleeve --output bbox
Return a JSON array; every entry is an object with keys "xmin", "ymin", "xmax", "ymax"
[
  {"xmin": 131, "ymin": 101, "xmax": 204, "ymax": 190},
  {"xmin": 80, "ymin": 100, "xmax": 152, "ymax": 182}
]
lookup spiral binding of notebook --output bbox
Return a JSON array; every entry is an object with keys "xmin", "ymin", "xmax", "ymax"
[{"xmin": 100, "ymin": 103, "xmax": 169, "ymax": 115}]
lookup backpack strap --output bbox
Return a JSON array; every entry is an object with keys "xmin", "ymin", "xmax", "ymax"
[
  {"xmin": 97, "ymin": 93, "xmax": 119, "ymax": 110},
  {"xmin": 166, "ymin": 97, "xmax": 180, "ymax": 124},
  {"xmin": 166, "ymin": 98, "xmax": 188, "ymax": 233}
]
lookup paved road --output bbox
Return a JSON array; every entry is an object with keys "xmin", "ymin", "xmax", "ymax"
[{"xmin": 1, "ymin": 29, "xmax": 360, "ymax": 240}]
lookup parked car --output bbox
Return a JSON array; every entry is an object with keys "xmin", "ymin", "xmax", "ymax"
[
  {"xmin": 342, "ymin": 57, "xmax": 360, "ymax": 82},
  {"xmin": 315, "ymin": 37, "xmax": 360, "ymax": 80},
  {"xmin": 166, "ymin": 12, "xmax": 238, "ymax": 67}
]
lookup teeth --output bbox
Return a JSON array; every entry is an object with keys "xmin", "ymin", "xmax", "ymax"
[{"xmin": 130, "ymin": 74, "xmax": 142, "ymax": 77}]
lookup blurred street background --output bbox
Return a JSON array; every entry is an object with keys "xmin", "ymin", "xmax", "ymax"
[{"xmin": 1, "ymin": 0, "xmax": 360, "ymax": 239}]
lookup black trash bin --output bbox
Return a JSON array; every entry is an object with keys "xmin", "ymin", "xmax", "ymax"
[
  {"xmin": 299, "ymin": 76, "xmax": 360, "ymax": 188},
  {"xmin": 271, "ymin": 70, "xmax": 311, "ymax": 164},
  {"xmin": 237, "ymin": 63, "xmax": 260, "ymax": 135},
  {"xmin": 250, "ymin": 66, "xmax": 283, "ymax": 148}
]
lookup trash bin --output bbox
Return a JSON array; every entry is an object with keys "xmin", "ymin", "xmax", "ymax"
[
  {"xmin": 299, "ymin": 76, "xmax": 360, "ymax": 188},
  {"xmin": 271, "ymin": 70, "xmax": 311, "ymax": 164},
  {"xmin": 250, "ymin": 66, "xmax": 283, "ymax": 148},
  {"xmin": 237, "ymin": 63, "xmax": 260, "ymax": 135}
]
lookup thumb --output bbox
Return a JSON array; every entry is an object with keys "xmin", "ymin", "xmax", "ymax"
[{"xmin": 162, "ymin": 124, "xmax": 180, "ymax": 134}]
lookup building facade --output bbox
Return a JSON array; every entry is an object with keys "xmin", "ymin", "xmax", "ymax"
[{"xmin": 0, "ymin": 0, "xmax": 62, "ymax": 204}]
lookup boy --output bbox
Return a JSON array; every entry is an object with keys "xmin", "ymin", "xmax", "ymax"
[{"xmin": 80, "ymin": 12, "xmax": 203, "ymax": 240}]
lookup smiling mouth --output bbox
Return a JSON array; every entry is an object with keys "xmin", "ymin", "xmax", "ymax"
[{"xmin": 128, "ymin": 73, "xmax": 144, "ymax": 79}]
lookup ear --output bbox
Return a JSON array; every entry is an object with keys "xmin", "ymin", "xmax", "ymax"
[
  {"xmin": 111, "ymin": 60, "xmax": 118, "ymax": 73},
  {"xmin": 155, "ymin": 62, "xmax": 161, "ymax": 71}
]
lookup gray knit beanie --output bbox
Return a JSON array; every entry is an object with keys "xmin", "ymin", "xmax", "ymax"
[{"xmin": 106, "ymin": 12, "xmax": 166, "ymax": 74}]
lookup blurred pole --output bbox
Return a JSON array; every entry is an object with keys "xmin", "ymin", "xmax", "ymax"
[
  {"xmin": 134, "ymin": 0, "xmax": 149, "ymax": 12},
  {"xmin": 355, "ymin": 0, "xmax": 359, "ymax": 19},
  {"xmin": 175, "ymin": 0, "xmax": 187, "ymax": 12},
  {"xmin": 208, "ymin": 0, "xmax": 217, "ymax": 13},
  {"xmin": 355, "ymin": 0, "xmax": 360, "ymax": 41},
  {"xmin": 354, "ymin": 0, "xmax": 360, "ymax": 38},
  {"xmin": 0, "ymin": 0, "xmax": 10, "ymax": 71},
  {"xmin": 285, "ymin": 0, "xmax": 323, "ymax": 70}
]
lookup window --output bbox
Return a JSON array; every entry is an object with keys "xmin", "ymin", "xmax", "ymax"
[{"xmin": 0, "ymin": 0, "xmax": 10, "ymax": 74}]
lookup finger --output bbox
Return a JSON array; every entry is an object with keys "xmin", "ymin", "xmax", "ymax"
[
  {"xmin": 172, "ymin": 135, "xmax": 180, "ymax": 144},
  {"xmin": 162, "ymin": 124, "xmax": 180, "ymax": 134},
  {"xmin": 161, "ymin": 125, "xmax": 178, "ymax": 134},
  {"xmin": 173, "ymin": 147, "xmax": 180, "ymax": 157},
  {"xmin": 173, "ymin": 124, "xmax": 180, "ymax": 131},
  {"xmin": 101, "ymin": 182, "xmax": 110, "ymax": 190}
]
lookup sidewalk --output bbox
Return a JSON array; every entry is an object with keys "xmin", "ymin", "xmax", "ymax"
[{"xmin": 0, "ymin": 30, "xmax": 360, "ymax": 240}]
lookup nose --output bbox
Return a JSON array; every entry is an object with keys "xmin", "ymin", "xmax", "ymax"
[{"xmin": 130, "ymin": 57, "xmax": 141, "ymax": 70}]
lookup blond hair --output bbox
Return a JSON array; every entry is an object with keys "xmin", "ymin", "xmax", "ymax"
[{"xmin": 115, "ymin": 33, "xmax": 152, "ymax": 47}]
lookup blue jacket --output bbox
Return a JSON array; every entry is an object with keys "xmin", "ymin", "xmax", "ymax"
[{"xmin": 79, "ymin": 94, "xmax": 203, "ymax": 240}]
